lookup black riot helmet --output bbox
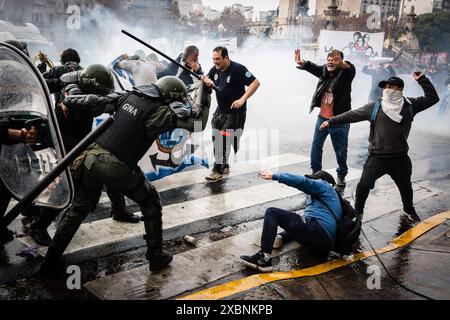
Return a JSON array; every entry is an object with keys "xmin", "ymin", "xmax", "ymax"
[
  {"xmin": 154, "ymin": 76, "xmax": 188, "ymax": 103},
  {"xmin": 78, "ymin": 64, "xmax": 115, "ymax": 95},
  {"xmin": 5, "ymin": 40, "xmax": 29, "ymax": 57}
]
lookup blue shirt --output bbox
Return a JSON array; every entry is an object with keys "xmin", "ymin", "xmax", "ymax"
[
  {"xmin": 272, "ymin": 173, "xmax": 342, "ymax": 241},
  {"xmin": 207, "ymin": 60, "xmax": 256, "ymax": 113}
]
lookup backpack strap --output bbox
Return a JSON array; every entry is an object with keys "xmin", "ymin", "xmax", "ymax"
[
  {"xmin": 404, "ymin": 97, "xmax": 414, "ymax": 121},
  {"xmin": 370, "ymin": 99, "xmax": 382, "ymax": 122}
]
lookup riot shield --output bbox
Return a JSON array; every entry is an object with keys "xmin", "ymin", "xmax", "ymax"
[{"xmin": 0, "ymin": 42, "xmax": 73, "ymax": 209}]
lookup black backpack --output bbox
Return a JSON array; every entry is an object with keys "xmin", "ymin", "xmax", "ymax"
[{"xmin": 315, "ymin": 191, "xmax": 362, "ymax": 255}]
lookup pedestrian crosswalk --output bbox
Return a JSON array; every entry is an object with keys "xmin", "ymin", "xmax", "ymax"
[
  {"xmin": 13, "ymin": 151, "xmax": 443, "ymax": 300},
  {"xmin": 84, "ymin": 181, "xmax": 443, "ymax": 300},
  {"xmin": 18, "ymin": 153, "xmax": 309, "ymax": 257}
]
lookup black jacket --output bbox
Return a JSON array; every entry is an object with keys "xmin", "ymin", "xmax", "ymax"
[
  {"xmin": 328, "ymin": 75, "xmax": 440, "ymax": 157},
  {"xmin": 298, "ymin": 61, "xmax": 355, "ymax": 115},
  {"xmin": 43, "ymin": 61, "xmax": 82, "ymax": 94}
]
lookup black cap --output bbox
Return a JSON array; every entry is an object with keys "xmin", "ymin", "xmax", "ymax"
[
  {"xmin": 378, "ymin": 76, "xmax": 404, "ymax": 88},
  {"xmin": 305, "ymin": 170, "xmax": 336, "ymax": 186}
]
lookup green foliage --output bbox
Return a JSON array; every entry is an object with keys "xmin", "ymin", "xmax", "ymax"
[{"xmin": 414, "ymin": 11, "xmax": 450, "ymax": 52}]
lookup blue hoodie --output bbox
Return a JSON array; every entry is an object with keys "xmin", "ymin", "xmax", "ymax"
[{"xmin": 272, "ymin": 173, "xmax": 342, "ymax": 241}]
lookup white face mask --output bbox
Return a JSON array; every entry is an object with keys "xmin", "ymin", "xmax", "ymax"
[
  {"xmin": 381, "ymin": 88, "xmax": 404, "ymax": 123},
  {"xmin": 382, "ymin": 88, "xmax": 403, "ymax": 105}
]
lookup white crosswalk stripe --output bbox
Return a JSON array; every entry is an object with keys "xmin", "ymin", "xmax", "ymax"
[{"xmin": 17, "ymin": 160, "xmax": 362, "ymax": 259}]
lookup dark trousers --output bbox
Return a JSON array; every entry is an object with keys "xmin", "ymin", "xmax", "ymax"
[
  {"xmin": 48, "ymin": 150, "xmax": 163, "ymax": 260},
  {"xmin": 211, "ymin": 111, "xmax": 246, "ymax": 170},
  {"xmin": 355, "ymin": 155, "xmax": 414, "ymax": 214},
  {"xmin": 0, "ymin": 182, "xmax": 10, "ymax": 220},
  {"xmin": 260, "ymin": 207, "xmax": 333, "ymax": 257}
]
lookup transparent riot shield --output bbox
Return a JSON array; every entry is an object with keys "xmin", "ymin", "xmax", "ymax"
[{"xmin": 0, "ymin": 42, "xmax": 73, "ymax": 209}]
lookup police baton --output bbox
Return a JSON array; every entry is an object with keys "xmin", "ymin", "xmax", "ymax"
[
  {"xmin": 0, "ymin": 116, "xmax": 114, "ymax": 229},
  {"xmin": 121, "ymin": 30, "xmax": 222, "ymax": 94}
]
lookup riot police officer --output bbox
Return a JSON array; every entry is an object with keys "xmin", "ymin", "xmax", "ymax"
[
  {"xmin": 29, "ymin": 64, "xmax": 140, "ymax": 247},
  {"xmin": 40, "ymin": 76, "xmax": 211, "ymax": 274}
]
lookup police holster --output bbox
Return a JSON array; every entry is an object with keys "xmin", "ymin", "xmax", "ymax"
[
  {"xmin": 70, "ymin": 151, "xmax": 88, "ymax": 181},
  {"xmin": 70, "ymin": 146, "xmax": 110, "ymax": 181}
]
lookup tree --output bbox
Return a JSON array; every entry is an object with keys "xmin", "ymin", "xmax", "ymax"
[
  {"xmin": 414, "ymin": 10, "xmax": 450, "ymax": 52},
  {"xmin": 171, "ymin": 0, "xmax": 181, "ymax": 20},
  {"xmin": 217, "ymin": 6, "xmax": 246, "ymax": 35}
]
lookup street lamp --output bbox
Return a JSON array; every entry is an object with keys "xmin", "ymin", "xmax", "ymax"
[
  {"xmin": 349, "ymin": 12, "xmax": 358, "ymax": 31},
  {"xmin": 295, "ymin": 14, "xmax": 302, "ymax": 45},
  {"xmin": 218, "ymin": 23, "xmax": 225, "ymax": 39}
]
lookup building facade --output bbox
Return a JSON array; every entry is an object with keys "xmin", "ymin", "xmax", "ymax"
[
  {"xmin": 314, "ymin": 0, "xmax": 401, "ymax": 18},
  {"xmin": 399, "ymin": 0, "xmax": 448, "ymax": 18}
]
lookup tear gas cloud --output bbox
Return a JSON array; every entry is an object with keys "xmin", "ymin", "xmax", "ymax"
[{"xmin": 55, "ymin": 5, "xmax": 450, "ymax": 142}]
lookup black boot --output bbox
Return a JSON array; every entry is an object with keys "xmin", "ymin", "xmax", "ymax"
[
  {"xmin": 39, "ymin": 246, "xmax": 65, "ymax": 277},
  {"xmin": 29, "ymin": 208, "xmax": 58, "ymax": 246},
  {"xmin": 108, "ymin": 191, "xmax": 140, "ymax": 223},
  {"xmin": 143, "ymin": 205, "xmax": 172, "ymax": 271},
  {"xmin": 146, "ymin": 250, "xmax": 173, "ymax": 272},
  {"xmin": 111, "ymin": 209, "xmax": 140, "ymax": 223},
  {"xmin": 29, "ymin": 227, "xmax": 52, "ymax": 246}
]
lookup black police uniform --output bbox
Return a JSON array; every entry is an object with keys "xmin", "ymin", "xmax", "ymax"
[{"xmin": 207, "ymin": 61, "xmax": 256, "ymax": 171}]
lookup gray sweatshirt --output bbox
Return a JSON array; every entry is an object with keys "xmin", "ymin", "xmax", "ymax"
[{"xmin": 328, "ymin": 75, "xmax": 440, "ymax": 157}]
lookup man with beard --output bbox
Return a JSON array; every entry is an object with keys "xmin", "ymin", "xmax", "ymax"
[{"xmin": 295, "ymin": 49, "xmax": 355, "ymax": 195}]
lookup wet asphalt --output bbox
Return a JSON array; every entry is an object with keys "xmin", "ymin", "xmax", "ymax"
[{"xmin": 0, "ymin": 125, "xmax": 449, "ymax": 300}]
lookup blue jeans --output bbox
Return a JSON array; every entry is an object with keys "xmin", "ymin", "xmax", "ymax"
[
  {"xmin": 260, "ymin": 207, "xmax": 333, "ymax": 257},
  {"xmin": 311, "ymin": 116, "xmax": 350, "ymax": 178}
]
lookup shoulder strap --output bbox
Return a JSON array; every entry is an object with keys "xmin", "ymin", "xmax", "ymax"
[
  {"xmin": 371, "ymin": 99, "xmax": 382, "ymax": 122},
  {"xmin": 404, "ymin": 97, "xmax": 414, "ymax": 120}
]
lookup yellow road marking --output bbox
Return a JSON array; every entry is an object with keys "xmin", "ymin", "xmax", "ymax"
[{"xmin": 178, "ymin": 210, "xmax": 450, "ymax": 300}]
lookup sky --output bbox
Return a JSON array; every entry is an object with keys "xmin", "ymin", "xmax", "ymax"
[{"xmin": 201, "ymin": 0, "xmax": 279, "ymax": 11}]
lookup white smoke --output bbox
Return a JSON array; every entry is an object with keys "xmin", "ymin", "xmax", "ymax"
[{"xmin": 50, "ymin": 4, "xmax": 449, "ymax": 142}]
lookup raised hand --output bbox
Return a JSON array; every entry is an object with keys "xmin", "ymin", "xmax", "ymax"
[
  {"xmin": 413, "ymin": 71, "xmax": 424, "ymax": 81},
  {"xmin": 295, "ymin": 48, "xmax": 305, "ymax": 66}
]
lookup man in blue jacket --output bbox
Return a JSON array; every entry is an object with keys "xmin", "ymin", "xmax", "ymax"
[{"xmin": 241, "ymin": 170, "xmax": 342, "ymax": 272}]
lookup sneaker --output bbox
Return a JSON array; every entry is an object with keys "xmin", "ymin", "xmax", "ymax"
[
  {"xmin": 355, "ymin": 209, "xmax": 364, "ymax": 219},
  {"xmin": 404, "ymin": 208, "xmax": 421, "ymax": 222},
  {"xmin": 240, "ymin": 251, "xmax": 273, "ymax": 272},
  {"xmin": 205, "ymin": 170, "xmax": 223, "ymax": 181},
  {"xmin": 336, "ymin": 176, "xmax": 346, "ymax": 186},
  {"xmin": 222, "ymin": 165, "xmax": 230, "ymax": 175}
]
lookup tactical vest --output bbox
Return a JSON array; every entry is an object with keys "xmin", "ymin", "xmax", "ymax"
[{"xmin": 96, "ymin": 92, "xmax": 163, "ymax": 167}]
